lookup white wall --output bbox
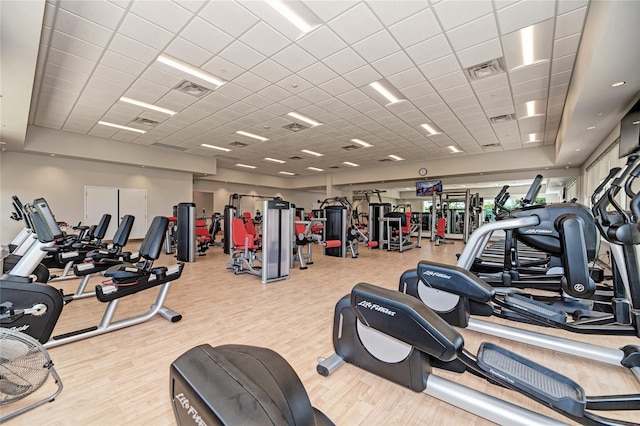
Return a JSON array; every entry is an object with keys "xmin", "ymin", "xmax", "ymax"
[
  {"xmin": 1, "ymin": 152, "xmax": 192, "ymax": 241},
  {"xmin": 192, "ymin": 179, "xmax": 324, "ymax": 216}
]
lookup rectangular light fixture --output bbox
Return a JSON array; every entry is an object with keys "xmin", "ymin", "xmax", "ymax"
[
  {"xmin": 157, "ymin": 54, "xmax": 225, "ymax": 87},
  {"xmin": 120, "ymin": 97, "xmax": 176, "ymax": 116},
  {"xmin": 265, "ymin": 0, "xmax": 313, "ymax": 33},
  {"xmin": 351, "ymin": 138, "xmax": 373, "ymax": 148},
  {"xmin": 236, "ymin": 130, "xmax": 269, "ymax": 142},
  {"xmin": 279, "ymin": 171, "xmax": 295, "ymax": 176},
  {"xmin": 201, "ymin": 144, "xmax": 231, "ymax": 152},
  {"xmin": 264, "ymin": 157, "xmax": 286, "ymax": 163},
  {"xmin": 370, "ymin": 81, "xmax": 401, "ymax": 104},
  {"xmin": 307, "ymin": 166, "xmax": 324, "ymax": 172},
  {"xmin": 527, "ymin": 133, "xmax": 538, "ymax": 143},
  {"xmin": 521, "ymin": 26, "xmax": 534, "ymax": 66},
  {"xmin": 98, "ymin": 121, "xmax": 146, "ymax": 134},
  {"xmin": 288, "ymin": 112, "xmax": 321, "ymax": 127},
  {"xmin": 301, "ymin": 149, "xmax": 323, "ymax": 157},
  {"xmin": 448, "ymin": 145, "xmax": 462, "ymax": 153},
  {"xmin": 235, "ymin": 163, "xmax": 257, "ymax": 169},
  {"xmin": 388, "ymin": 154, "xmax": 404, "ymax": 161},
  {"xmin": 343, "ymin": 161, "xmax": 359, "ymax": 167},
  {"xmin": 526, "ymin": 101, "xmax": 535, "ymax": 117},
  {"xmin": 421, "ymin": 123, "xmax": 441, "ymax": 135}
]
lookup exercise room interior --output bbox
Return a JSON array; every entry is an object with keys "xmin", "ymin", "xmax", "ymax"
[{"xmin": 1, "ymin": 0, "xmax": 640, "ymax": 424}]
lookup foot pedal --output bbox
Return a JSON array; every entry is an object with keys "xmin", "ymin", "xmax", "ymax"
[
  {"xmin": 504, "ymin": 293, "xmax": 568, "ymax": 323},
  {"xmin": 477, "ymin": 342, "xmax": 585, "ymax": 416}
]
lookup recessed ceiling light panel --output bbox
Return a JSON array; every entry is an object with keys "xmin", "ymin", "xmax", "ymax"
[{"xmin": 98, "ymin": 121, "xmax": 146, "ymax": 134}]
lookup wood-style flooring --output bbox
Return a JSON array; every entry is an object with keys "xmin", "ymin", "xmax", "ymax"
[{"xmin": 3, "ymin": 240, "xmax": 640, "ymax": 425}]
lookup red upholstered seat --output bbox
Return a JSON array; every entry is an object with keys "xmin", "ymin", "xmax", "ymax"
[
  {"xmin": 243, "ymin": 212, "xmax": 258, "ymax": 236},
  {"xmin": 232, "ymin": 218, "xmax": 259, "ymax": 250},
  {"xmin": 402, "ymin": 212, "xmax": 412, "ymax": 234},
  {"xmin": 436, "ymin": 217, "xmax": 447, "ymax": 238}
]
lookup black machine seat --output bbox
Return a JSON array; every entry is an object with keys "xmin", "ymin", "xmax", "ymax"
[
  {"xmin": 170, "ymin": 344, "xmax": 334, "ymax": 426},
  {"xmin": 103, "ymin": 216, "xmax": 169, "ymax": 282},
  {"xmin": 351, "ymin": 283, "xmax": 463, "ymax": 362}
]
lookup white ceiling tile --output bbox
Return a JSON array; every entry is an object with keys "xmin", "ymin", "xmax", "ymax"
[
  {"xmin": 201, "ymin": 56, "xmax": 245, "ymax": 80},
  {"xmin": 304, "ymin": 1, "xmax": 358, "ymax": 22},
  {"xmin": 336, "ymin": 89, "xmax": 369, "ymax": 105},
  {"xmin": 233, "ymin": 72, "xmax": 271, "ymax": 92},
  {"xmin": 343, "ymin": 65, "xmax": 382, "ymax": 87},
  {"xmin": 55, "ymin": 8, "xmax": 114, "ymax": 47},
  {"xmin": 403, "ymin": 82, "xmax": 437, "ymax": 99},
  {"xmin": 251, "ymin": 59, "xmax": 291, "ymax": 84},
  {"xmin": 47, "ymin": 48, "xmax": 95, "ymax": 74},
  {"xmin": 319, "ymin": 77, "xmax": 355, "ymax": 96},
  {"xmin": 455, "ymin": 37, "xmax": 503, "ymax": 68},
  {"xmin": 198, "ymin": 1, "xmax": 259, "ymax": 38},
  {"xmin": 219, "ymin": 41, "xmax": 266, "ymax": 70},
  {"xmin": 324, "ymin": 48, "xmax": 367, "ymax": 75},
  {"xmin": 276, "ymin": 74, "xmax": 313, "ymax": 94},
  {"xmin": 94, "ymin": 64, "xmax": 137, "ymax": 86},
  {"xmin": 433, "ymin": 0, "xmax": 494, "ymax": 31},
  {"xmin": 279, "ymin": 95, "xmax": 311, "ymax": 110},
  {"xmin": 439, "ymin": 83, "xmax": 474, "ymax": 101},
  {"xmin": 298, "ymin": 62, "xmax": 339, "ymax": 85},
  {"xmin": 131, "ymin": 0, "xmax": 193, "ymax": 33},
  {"xmin": 555, "ymin": 6, "xmax": 587, "ymax": 39},
  {"xmin": 43, "ymin": 2, "xmax": 56, "ymax": 28},
  {"xmin": 511, "ymin": 76, "xmax": 548, "ymax": 95},
  {"xmin": 549, "ymin": 83, "xmax": 568, "ymax": 97},
  {"xmin": 271, "ymin": 44, "xmax": 317, "ymax": 73},
  {"xmin": 508, "ymin": 60, "xmax": 550, "ymax": 84},
  {"xmin": 371, "ymin": 51, "xmax": 414, "ymax": 76},
  {"xmin": 493, "ymin": 0, "xmax": 520, "ymax": 10},
  {"xmin": 551, "ymin": 54, "xmax": 576, "ymax": 74},
  {"xmin": 477, "ymin": 85, "xmax": 512, "ymax": 103},
  {"xmin": 58, "ymin": 0, "xmax": 126, "ymax": 29},
  {"xmin": 513, "ymin": 88, "xmax": 547, "ymax": 105},
  {"xmin": 297, "ymin": 26, "xmax": 347, "ymax": 60},
  {"xmin": 42, "ymin": 74, "xmax": 84, "ymax": 93},
  {"xmin": 164, "ymin": 37, "xmax": 214, "ymax": 67},
  {"xmin": 50, "ymin": 30, "xmax": 103, "ymax": 62},
  {"xmin": 141, "ymin": 67, "xmax": 183, "ymax": 88},
  {"xmin": 352, "ymin": 99, "xmax": 383, "ymax": 113},
  {"xmin": 418, "ymin": 54, "xmax": 460, "ymax": 79},
  {"xmin": 405, "ymin": 34, "xmax": 453, "ymax": 65},
  {"xmin": 240, "ymin": 22, "xmax": 291, "ymax": 57},
  {"xmin": 180, "ymin": 18, "xmax": 234, "ymax": 55},
  {"xmin": 297, "ymin": 87, "xmax": 332, "ymax": 103},
  {"xmin": 549, "ymin": 70, "xmax": 572, "ymax": 86},
  {"xmin": 446, "ymin": 13, "xmax": 498, "ymax": 51},
  {"xmin": 430, "ymin": 70, "xmax": 468, "ymax": 92},
  {"xmin": 557, "ymin": 0, "xmax": 589, "ymax": 15},
  {"xmin": 44, "ymin": 62, "xmax": 90, "ymax": 84},
  {"xmin": 352, "ymin": 30, "xmax": 400, "ymax": 62},
  {"xmin": 368, "ymin": 1, "xmax": 429, "ymax": 27},
  {"xmin": 258, "ymin": 85, "xmax": 292, "ymax": 102},
  {"xmin": 327, "ymin": 2, "xmax": 384, "ymax": 44},
  {"xmin": 470, "ymin": 73, "xmax": 509, "ymax": 93},
  {"xmin": 388, "ymin": 8, "xmax": 441, "ymax": 47},
  {"xmin": 497, "ymin": 0, "xmax": 556, "ymax": 34},
  {"xmin": 100, "ymin": 50, "xmax": 146, "ymax": 75},
  {"xmin": 387, "ymin": 68, "xmax": 426, "ymax": 89},
  {"xmin": 553, "ymin": 33, "xmax": 581, "ymax": 58},
  {"xmin": 119, "ymin": 13, "xmax": 173, "ymax": 50},
  {"xmin": 109, "ymin": 33, "xmax": 160, "ymax": 64},
  {"xmin": 177, "ymin": 1, "xmax": 207, "ymax": 14}
]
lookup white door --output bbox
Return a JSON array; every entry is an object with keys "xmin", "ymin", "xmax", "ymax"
[
  {"xmin": 85, "ymin": 186, "xmax": 119, "ymax": 240},
  {"xmin": 119, "ymin": 188, "xmax": 147, "ymax": 239}
]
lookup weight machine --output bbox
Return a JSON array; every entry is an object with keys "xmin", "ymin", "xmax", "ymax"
[{"xmin": 429, "ymin": 189, "xmax": 479, "ymax": 243}]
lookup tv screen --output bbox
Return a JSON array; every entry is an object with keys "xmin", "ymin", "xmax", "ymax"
[
  {"xmin": 416, "ymin": 180, "xmax": 442, "ymax": 197},
  {"xmin": 619, "ymin": 99, "xmax": 640, "ymax": 158}
]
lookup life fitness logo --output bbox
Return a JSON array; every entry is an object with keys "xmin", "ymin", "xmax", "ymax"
[
  {"xmin": 574, "ymin": 283, "xmax": 586, "ymax": 293},
  {"xmin": 357, "ymin": 300, "xmax": 396, "ymax": 316},
  {"xmin": 175, "ymin": 393, "xmax": 207, "ymax": 426}
]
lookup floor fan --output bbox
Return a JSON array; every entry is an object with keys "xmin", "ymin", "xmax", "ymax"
[{"xmin": 0, "ymin": 328, "xmax": 63, "ymax": 422}]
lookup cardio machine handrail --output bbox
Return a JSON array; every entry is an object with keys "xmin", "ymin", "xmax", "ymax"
[
  {"xmin": 592, "ymin": 167, "xmax": 621, "ymax": 206},
  {"xmin": 493, "ymin": 185, "xmax": 510, "ymax": 216},
  {"xmin": 593, "ymin": 156, "xmax": 638, "ymax": 226},
  {"xmin": 606, "ymin": 155, "xmax": 639, "ymax": 223},
  {"xmin": 521, "ymin": 174, "xmax": 543, "ymax": 206},
  {"xmin": 624, "ymin": 163, "xmax": 640, "ymax": 199}
]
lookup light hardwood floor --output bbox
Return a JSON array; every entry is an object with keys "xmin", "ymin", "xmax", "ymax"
[{"xmin": 3, "ymin": 240, "xmax": 640, "ymax": 425}]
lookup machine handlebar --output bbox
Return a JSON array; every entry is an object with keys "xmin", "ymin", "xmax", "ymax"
[{"xmin": 522, "ymin": 174, "xmax": 543, "ymax": 206}]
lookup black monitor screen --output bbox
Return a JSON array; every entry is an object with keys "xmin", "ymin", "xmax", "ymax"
[
  {"xmin": 416, "ymin": 180, "xmax": 442, "ymax": 197},
  {"xmin": 619, "ymin": 99, "xmax": 640, "ymax": 158}
]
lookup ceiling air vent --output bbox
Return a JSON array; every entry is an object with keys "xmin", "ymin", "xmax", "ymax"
[
  {"xmin": 288, "ymin": 156, "xmax": 303, "ymax": 160},
  {"xmin": 379, "ymin": 158, "xmax": 392, "ymax": 162},
  {"xmin": 152, "ymin": 142, "xmax": 187, "ymax": 152},
  {"xmin": 174, "ymin": 80, "xmax": 211, "ymax": 98},
  {"xmin": 229, "ymin": 141, "xmax": 248, "ymax": 147},
  {"xmin": 329, "ymin": 166, "xmax": 340, "ymax": 169},
  {"xmin": 342, "ymin": 145, "xmax": 359, "ymax": 151},
  {"xmin": 283, "ymin": 122, "xmax": 308, "ymax": 132},
  {"xmin": 131, "ymin": 117, "xmax": 159, "ymax": 127},
  {"xmin": 481, "ymin": 143, "xmax": 502, "ymax": 151},
  {"xmin": 465, "ymin": 58, "xmax": 505, "ymax": 81},
  {"xmin": 489, "ymin": 113, "xmax": 516, "ymax": 124}
]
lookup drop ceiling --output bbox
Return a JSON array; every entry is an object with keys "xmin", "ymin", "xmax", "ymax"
[{"xmin": 2, "ymin": 0, "xmax": 640, "ymax": 183}]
